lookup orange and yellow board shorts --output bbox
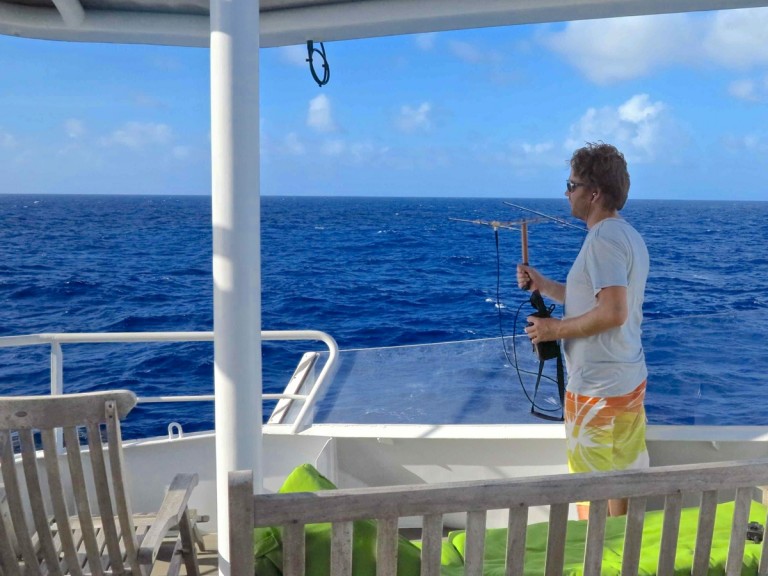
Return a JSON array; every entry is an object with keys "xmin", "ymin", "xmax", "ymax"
[{"xmin": 565, "ymin": 380, "xmax": 649, "ymax": 475}]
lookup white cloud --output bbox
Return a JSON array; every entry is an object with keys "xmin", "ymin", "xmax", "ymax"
[
  {"xmin": 723, "ymin": 133, "xmax": 766, "ymax": 152},
  {"xmin": 278, "ymin": 45, "xmax": 308, "ymax": 66},
  {"xmin": 449, "ymin": 40, "xmax": 502, "ymax": 65},
  {"xmin": 307, "ymin": 94, "xmax": 337, "ymax": 133},
  {"xmin": 727, "ymin": 73, "xmax": 768, "ymax": 102},
  {"xmin": 618, "ymin": 94, "xmax": 665, "ymax": 123},
  {"xmin": 522, "ymin": 141, "xmax": 554, "ymax": 155},
  {"xmin": 64, "ymin": 119, "xmax": 85, "ymax": 139},
  {"xmin": 282, "ymin": 132, "xmax": 305, "ymax": 155},
  {"xmin": 565, "ymin": 94, "xmax": 671, "ymax": 162},
  {"xmin": 703, "ymin": 9, "xmax": 768, "ymax": 69},
  {"xmin": 415, "ymin": 33, "xmax": 437, "ymax": 51},
  {"xmin": 509, "ymin": 140, "xmax": 558, "ymax": 167},
  {"xmin": 728, "ymin": 79, "xmax": 759, "ymax": 101},
  {"xmin": 133, "ymin": 93, "xmax": 167, "ymax": 109},
  {"xmin": 347, "ymin": 141, "xmax": 380, "ymax": 162},
  {"xmin": 542, "ymin": 8, "xmax": 768, "ymax": 84},
  {"xmin": 542, "ymin": 14, "xmax": 696, "ymax": 84},
  {"xmin": 321, "ymin": 139, "xmax": 345, "ymax": 157},
  {"xmin": 476, "ymin": 138, "xmax": 560, "ymax": 170},
  {"xmin": 396, "ymin": 102, "xmax": 432, "ymax": 133},
  {"xmin": 1, "ymin": 128, "xmax": 17, "ymax": 149},
  {"xmin": 270, "ymin": 134, "xmax": 386, "ymax": 165},
  {"xmin": 101, "ymin": 122, "xmax": 173, "ymax": 149},
  {"xmin": 319, "ymin": 138, "xmax": 384, "ymax": 162},
  {"xmin": 172, "ymin": 145, "xmax": 191, "ymax": 159}
]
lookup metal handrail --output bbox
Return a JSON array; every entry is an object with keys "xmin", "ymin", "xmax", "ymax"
[{"xmin": 0, "ymin": 330, "xmax": 339, "ymax": 431}]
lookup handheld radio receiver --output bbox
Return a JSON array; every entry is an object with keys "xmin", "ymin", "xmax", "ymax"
[{"xmin": 528, "ymin": 290, "xmax": 560, "ymax": 361}]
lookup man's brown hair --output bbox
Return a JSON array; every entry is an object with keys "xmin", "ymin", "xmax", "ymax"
[{"xmin": 570, "ymin": 142, "xmax": 630, "ymax": 211}]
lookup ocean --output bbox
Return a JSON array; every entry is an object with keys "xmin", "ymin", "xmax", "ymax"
[{"xmin": 1, "ymin": 195, "xmax": 766, "ymax": 437}]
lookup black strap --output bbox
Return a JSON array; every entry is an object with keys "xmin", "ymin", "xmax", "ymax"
[{"xmin": 530, "ymin": 346, "xmax": 565, "ymax": 421}]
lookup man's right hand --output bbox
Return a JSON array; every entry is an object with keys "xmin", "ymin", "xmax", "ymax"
[
  {"xmin": 517, "ymin": 265, "xmax": 567, "ymax": 303},
  {"xmin": 517, "ymin": 264, "xmax": 538, "ymax": 291}
]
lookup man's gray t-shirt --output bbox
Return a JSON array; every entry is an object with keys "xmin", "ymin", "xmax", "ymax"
[{"xmin": 563, "ymin": 218, "xmax": 649, "ymax": 397}]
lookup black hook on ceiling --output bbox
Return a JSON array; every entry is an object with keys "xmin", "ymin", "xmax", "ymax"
[{"xmin": 306, "ymin": 40, "xmax": 330, "ymax": 87}]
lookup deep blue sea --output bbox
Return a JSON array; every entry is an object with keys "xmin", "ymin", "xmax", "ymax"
[{"xmin": 1, "ymin": 195, "xmax": 766, "ymax": 437}]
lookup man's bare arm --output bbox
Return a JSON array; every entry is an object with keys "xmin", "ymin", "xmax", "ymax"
[{"xmin": 525, "ymin": 286, "xmax": 627, "ymax": 343}]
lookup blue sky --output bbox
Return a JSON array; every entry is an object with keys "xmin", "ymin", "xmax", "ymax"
[{"xmin": 2, "ymin": 8, "xmax": 768, "ymax": 200}]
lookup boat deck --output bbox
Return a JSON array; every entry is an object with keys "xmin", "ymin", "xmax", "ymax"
[{"xmin": 152, "ymin": 533, "xmax": 219, "ymax": 575}]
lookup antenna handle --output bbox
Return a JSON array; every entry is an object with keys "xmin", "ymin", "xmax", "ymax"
[{"xmin": 520, "ymin": 221, "xmax": 532, "ymax": 290}]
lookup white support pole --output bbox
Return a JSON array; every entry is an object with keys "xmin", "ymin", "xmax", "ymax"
[
  {"xmin": 50, "ymin": 342, "xmax": 65, "ymax": 453},
  {"xmin": 210, "ymin": 0, "xmax": 261, "ymax": 572}
]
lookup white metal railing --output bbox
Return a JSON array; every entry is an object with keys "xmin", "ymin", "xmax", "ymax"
[{"xmin": 0, "ymin": 330, "xmax": 338, "ymax": 434}]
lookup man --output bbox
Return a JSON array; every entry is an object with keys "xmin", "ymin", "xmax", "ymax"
[{"xmin": 517, "ymin": 142, "xmax": 649, "ymax": 519}]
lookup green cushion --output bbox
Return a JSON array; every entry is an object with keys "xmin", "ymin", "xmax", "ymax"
[
  {"xmin": 253, "ymin": 464, "xmax": 423, "ymax": 576},
  {"xmin": 410, "ymin": 538, "xmax": 465, "ymax": 567},
  {"xmin": 446, "ymin": 500, "xmax": 767, "ymax": 576}
]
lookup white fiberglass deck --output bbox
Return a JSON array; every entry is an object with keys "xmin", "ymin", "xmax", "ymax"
[
  {"xmin": 309, "ymin": 336, "xmax": 560, "ymax": 425},
  {"xmin": 279, "ymin": 312, "xmax": 768, "ymax": 428}
]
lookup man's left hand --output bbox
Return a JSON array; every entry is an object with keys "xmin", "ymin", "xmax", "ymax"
[{"xmin": 525, "ymin": 315, "xmax": 560, "ymax": 344}]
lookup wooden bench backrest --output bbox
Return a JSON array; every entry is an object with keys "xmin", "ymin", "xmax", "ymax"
[
  {"xmin": 0, "ymin": 390, "xmax": 138, "ymax": 576},
  {"xmin": 229, "ymin": 459, "xmax": 768, "ymax": 576}
]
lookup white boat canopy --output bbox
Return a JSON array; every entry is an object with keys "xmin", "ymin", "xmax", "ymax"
[
  {"xmin": 3, "ymin": 0, "xmax": 767, "ymax": 573},
  {"xmin": 2, "ymin": 0, "xmax": 768, "ymax": 47}
]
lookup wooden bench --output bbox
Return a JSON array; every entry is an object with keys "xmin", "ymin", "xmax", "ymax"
[{"xmin": 229, "ymin": 459, "xmax": 768, "ymax": 576}]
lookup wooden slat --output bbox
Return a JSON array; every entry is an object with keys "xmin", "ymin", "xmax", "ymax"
[
  {"xmin": 177, "ymin": 508, "xmax": 201, "ymax": 576},
  {"xmin": 85, "ymin": 421, "xmax": 123, "ymax": 571},
  {"xmin": 227, "ymin": 470, "xmax": 254, "ymax": 575},
  {"xmin": 657, "ymin": 492, "xmax": 682, "ymax": 576},
  {"xmin": 49, "ymin": 526, "xmax": 66, "ymax": 573},
  {"xmin": 505, "ymin": 505, "xmax": 527, "ymax": 576},
  {"xmin": 41, "ymin": 428, "xmax": 83, "ymax": 576},
  {"xmin": 282, "ymin": 523, "xmax": 305, "ymax": 576},
  {"xmin": 94, "ymin": 524, "xmax": 110, "ymax": 572},
  {"xmin": 420, "ymin": 513, "xmax": 442, "ymax": 576},
  {"xmin": 70, "ymin": 526, "xmax": 89, "ymax": 572},
  {"xmin": 375, "ymin": 517, "xmax": 398, "ymax": 576},
  {"xmin": 104, "ymin": 400, "xmax": 141, "ymax": 575},
  {"xmin": 725, "ymin": 487, "xmax": 752, "ymax": 576},
  {"xmin": 692, "ymin": 490, "xmax": 718, "ymax": 576},
  {"xmin": 758, "ymin": 503, "xmax": 768, "ymax": 576},
  {"xmin": 621, "ymin": 496, "xmax": 646, "ymax": 576},
  {"xmin": 0, "ymin": 483, "xmax": 21, "ymax": 563},
  {"xmin": 464, "ymin": 510, "xmax": 487, "ymax": 576},
  {"xmin": 64, "ymin": 426, "xmax": 104, "ymax": 576},
  {"xmin": 165, "ymin": 537, "xmax": 184, "ymax": 576},
  {"xmin": 165, "ymin": 539, "xmax": 186, "ymax": 576},
  {"xmin": 19, "ymin": 428, "xmax": 62, "ymax": 575},
  {"xmin": 0, "ymin": 484, "xmax": 21, "ymax": 576},
  {"xmin": 331, "ymin": 520, "xmax": 353, "ymax": 576},
  {"xmin": 583, "ymin": 499, "xmax": 607, "ymax": 576},
  {"xmin": 544, "ymin": 503, "xmax": 568, "ymax": 576}
]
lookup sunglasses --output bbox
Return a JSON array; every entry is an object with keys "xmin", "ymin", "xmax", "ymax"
[{"xmin": 566, "ymin": 179, "xmax": 588, "ymax": 194}]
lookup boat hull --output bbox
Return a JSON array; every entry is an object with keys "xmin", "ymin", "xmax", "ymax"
[{"xmin": 95, "ymin": 423, "xmax": 768, "ymax": 529}]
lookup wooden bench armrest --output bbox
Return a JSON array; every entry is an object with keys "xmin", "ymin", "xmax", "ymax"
[{"xmin": 138, "ymin": 473, "xmax": 199, "ymax": 565}]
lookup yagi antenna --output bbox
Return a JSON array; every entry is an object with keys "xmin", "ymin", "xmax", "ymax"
[
  {"xmin": 448, "ymin": 217, "xmax": 520, "ymax": 231},
  {"xmin": 503, "ymin": 202, "xmax": 587, "ymax": 231},
  {"xmin": 451, "ymin": 215, "xmax": 546, "ymax": 285}
]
